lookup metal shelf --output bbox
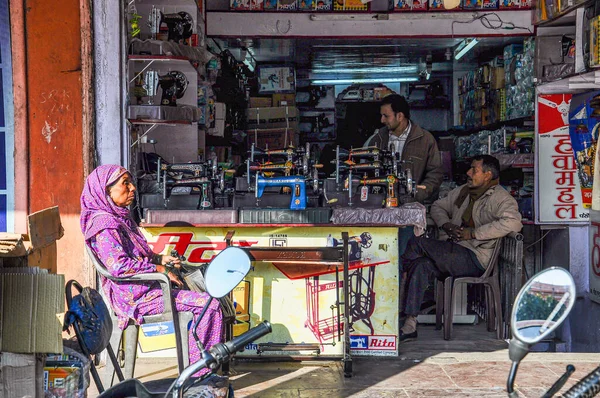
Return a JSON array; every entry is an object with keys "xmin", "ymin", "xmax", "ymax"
[
  {"xmin": 536, "ymin": 69, "xmax": 600, "ymax": 94},
  {"xmin": 534, "ymin": 0, "xmax": 595, "ymax": 27}
]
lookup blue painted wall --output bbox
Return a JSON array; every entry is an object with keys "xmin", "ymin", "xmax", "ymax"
[{"xmin": 0, "ymin": 0, "xmax": 14, "ymax": 232}]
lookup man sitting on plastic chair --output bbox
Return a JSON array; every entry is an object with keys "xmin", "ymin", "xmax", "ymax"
[
  {"xmin": 80, "ymin": 164, "xmax": 223, "ymax": 376},
  {"xmin": 399, "ymin": 155, "xmax": 522, "ymax": 342}
]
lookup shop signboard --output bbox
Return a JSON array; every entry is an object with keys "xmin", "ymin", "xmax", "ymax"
[
  {"xmin": 568, "ymin": 90, "xmax": 600, "ymax": 209},
  {"xmin": 139, "ymin": 226, "xmax": 400, "ymax": 357},
  {"xmin": 590, "ymin": 132, "xmax": 600, "ymax": 304},
  {"xmin": 536, "ymin": 94, "xmax": 588, "ymax": 223}
]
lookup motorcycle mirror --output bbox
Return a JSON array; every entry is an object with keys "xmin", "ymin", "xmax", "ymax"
[
  {"xmin": 511, "ymin": 267, "xmax": 576, "ymax": 345},
  {"xmin": 204, "ymin": 247, "xmax": 251, "ymax": 298}
]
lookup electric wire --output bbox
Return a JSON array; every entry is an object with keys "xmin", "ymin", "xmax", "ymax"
[{"xmin": 451, "ymin": 12, "xmax": 533, "ymax": 37}]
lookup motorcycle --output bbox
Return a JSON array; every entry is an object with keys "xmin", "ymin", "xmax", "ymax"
[
  {"xmin": 507, "ymin": 267, "xmax": 600, "ymax": 397},
  {"xmin": 98, "ymin": 246, "xmax": 273, "ymax": 398}
]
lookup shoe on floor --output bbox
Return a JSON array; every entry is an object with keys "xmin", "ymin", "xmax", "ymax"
[{"xmin": 398, "ymin": 329, "xmax": 418, "ymax": 343}]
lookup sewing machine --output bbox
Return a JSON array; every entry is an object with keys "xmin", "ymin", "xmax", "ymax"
[
  {"xmin": 322, "ymin": 145, "xmax": 417, "ymax": 207},
  {"xmin": 255, "ymin": 175, "xmax": 307, "ymax": 210},
  {"xmin": 133, "ymin": 70, "xmax": 158, "ymax": 105},
  {"xmin": 149, "ymin": 7, "xmax": 194, "ymax": 43},
  {"xmin": 151, "ymin": 159, "xmax": 231, "ymax": 210},
  {"xmin": 233, "ymin": 143, "xmax": 322, "ymax": 210},
  {"xmin": 158, "ymin": 71, "xmax": 188, "ymax": 106}
]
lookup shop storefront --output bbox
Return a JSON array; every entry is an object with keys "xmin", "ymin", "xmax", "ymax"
[{"xmin": 90, "ymin": 0, "xmax": 600, "ymax": 358}]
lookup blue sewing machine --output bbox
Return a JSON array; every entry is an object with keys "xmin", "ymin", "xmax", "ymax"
[{"xmin": 255, "ymin": 174, "xmax": 307, "ymax": 210}]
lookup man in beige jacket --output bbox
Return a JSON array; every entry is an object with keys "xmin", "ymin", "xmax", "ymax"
[{"xmin": 398, "ymin": 155, "xmax": 522, "ymax": 342}]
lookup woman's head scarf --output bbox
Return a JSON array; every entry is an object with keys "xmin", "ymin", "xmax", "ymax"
[{"xmin": 80, "ymin": 165, "xmax": 150, "ymax": 256}]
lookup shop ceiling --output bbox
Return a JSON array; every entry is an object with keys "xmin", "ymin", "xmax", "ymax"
[{"xmin": 212, "ymin": 37, "xmax": 525, "ymax": 79}]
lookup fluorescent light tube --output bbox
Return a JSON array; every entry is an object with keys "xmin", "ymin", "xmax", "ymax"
[
  {"xmin": 312, "ymin": 66, "xmax": 419, "ymax": 74},
  {"xmin": 311, "ymin": 77, "xmax": 419, "ymax": 85},
  {"xmin": 454, "ymin": 38, "xmax": 479, "ymax": 61}
]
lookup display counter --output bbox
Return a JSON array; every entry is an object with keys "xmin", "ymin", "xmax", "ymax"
[{"xmin": 138, "ymin": 204, "xmax": 426, "ymax": 375}]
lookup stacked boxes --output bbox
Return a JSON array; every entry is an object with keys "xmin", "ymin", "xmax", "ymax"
[
  {"xmin": 591, "ymin": 15, "xmax": 600, "ymax": 68},
  {"xmin": 504, "ymin": 39, "xmax": 535, "ymax": 120},
  {"xmin": 458, "ymin": 65, "xmax": 507, "ymax": 128}
]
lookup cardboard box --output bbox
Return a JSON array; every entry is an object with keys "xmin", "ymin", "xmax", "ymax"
[
  {"xmin": 0, "ymin": 353, "xmax": 44, "ymax": 398},
  {"xmin": 591, "ymin": 15, "xmax": 600, "ymax": 68},
  {"xmin": 249, "ymin": 97, "xmax": 273, "ymax": 108},
  {"xmin": 490, "ymin": 67, "xmax": 505, "ymax": 90},
  {"xmin": 246, "ymin": 106, "xmax": 298, "ymax": 130},
  {"xmin": 247, "ymin": 128, "xmax": 297, "ymax": 149},
  {"xmin": 0, "ymin": 272, "xmax": 65, "ymax": 354},
  {"xmin": 272, "ymin": 93, "xmax": 296, "ymax": 107},
  {"xmin": 0, "ymin": 206, "xmax": 64, "ymax": 273}
]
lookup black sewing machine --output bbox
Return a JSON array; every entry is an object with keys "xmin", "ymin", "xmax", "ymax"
[
  {"xmin": 322, "ymin": 145, "xmax": 417, "ymax": 207},
  {"xmin": 158, "ymin": 71, "xmax": 188, "ymax": 106},
  {"xmin": 140, "ymin": 158, "xmax": 232, "ymax": 210}
]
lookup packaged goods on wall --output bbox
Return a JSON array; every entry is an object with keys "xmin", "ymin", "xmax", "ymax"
[
  {"xmin": 591, "ymin": 15, "xmax": 600, "ymax": 68},
  {"xmin": 393, "ymin": 0, "xmax": 428, "ymax": 11},
  {"xmin": 454, "ymin": 126, "xmax": 529, "ymax": 159},
  {"xmin": 264, "ymin": 0, "xmax": 298, "ymax": 10},
  {"xmin": 499, "ymin": 0, "xmax": 531, "ymax": 9},
  {"xmin": 333, "ymin": 0, "xmax": 368, "ymax": 10},
  {"xmin": 458, "ymin": 65, "xmax": 508, "ymax": 128},
  {"xmin": 462, "ymin": 0, "xmax": 498, "ymax": 9},
  {"xmin": 298, "ymin": 0, "xmax": 333, "ymax": 10},
  {"xmin": 230, "ymin": 0, "xmax": 264, "ymax": 9},
  {"xmin": 429, "ymin": 0, "xmax": 451, "ymax": 9},
  {"xmin": 504, "ymin": 38, "xmax": 535, "ymax": 120},
  {"xmin": 568, "ymin": 90, "xmax": 600, "ymax": 208},
  {"xmin": 536, "ymin": 35, "xmax": 576, "ymax": 81}
]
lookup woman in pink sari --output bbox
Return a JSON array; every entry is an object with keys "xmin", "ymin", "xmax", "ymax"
[{"xmin": 80, "ymin": 164, "xmax": 222, "ymax": 373}]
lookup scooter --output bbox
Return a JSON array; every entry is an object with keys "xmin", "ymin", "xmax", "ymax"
[
  {"xmin": 98, "ymin": 246, "xmax": 273, "ymax": 398},
  {"xmin": 506, "ymin": 267, "xmax": 600, "ymax": 397}
]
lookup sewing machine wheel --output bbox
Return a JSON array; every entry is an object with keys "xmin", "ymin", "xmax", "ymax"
[
  {"xmin": 312, "ymin": 168, "xmax": 319, "ymax": 193},
  {"xmin": 406, "ymin": 168, "xmax": 415, "ymax": 196},
  {"xmin": 178, "ymin": 12, "xmax": 194, "ymax": 38},
  {"xmin": 219, "ymin": 170, "xmax": 225, "ymax": 191},
  {"xmin": 359, "ymin": 232, "xmax": 372, "ymax": 248},
  {"xmin": 168, "ymin": 71, "xmax": 188, "ymax": 99}
]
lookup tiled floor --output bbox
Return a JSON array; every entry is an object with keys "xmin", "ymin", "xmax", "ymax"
[{"xmin": 88, "ymin": 323, "xmax": 600, "ymax": 397}]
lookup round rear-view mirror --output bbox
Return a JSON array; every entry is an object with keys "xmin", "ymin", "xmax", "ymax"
[
  {"xmin": 511, "ymin": 267, "xmax": 576, "ymax": 345},
  {"xmin": 205, "ymin": 247, "xmax": 251, "ymax": 298}
]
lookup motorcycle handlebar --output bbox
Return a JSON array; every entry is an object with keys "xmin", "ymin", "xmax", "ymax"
[
  {"xmin": 170, "ymin": 321, "xmax": 272, "ymax": 398},
  {"xmin": 214, "ymin": 320, "xmax": 272, "ymax": 361},
  {"xmin": 561, "ymin": 365, "xmax": 600, "ymax": 398}
]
